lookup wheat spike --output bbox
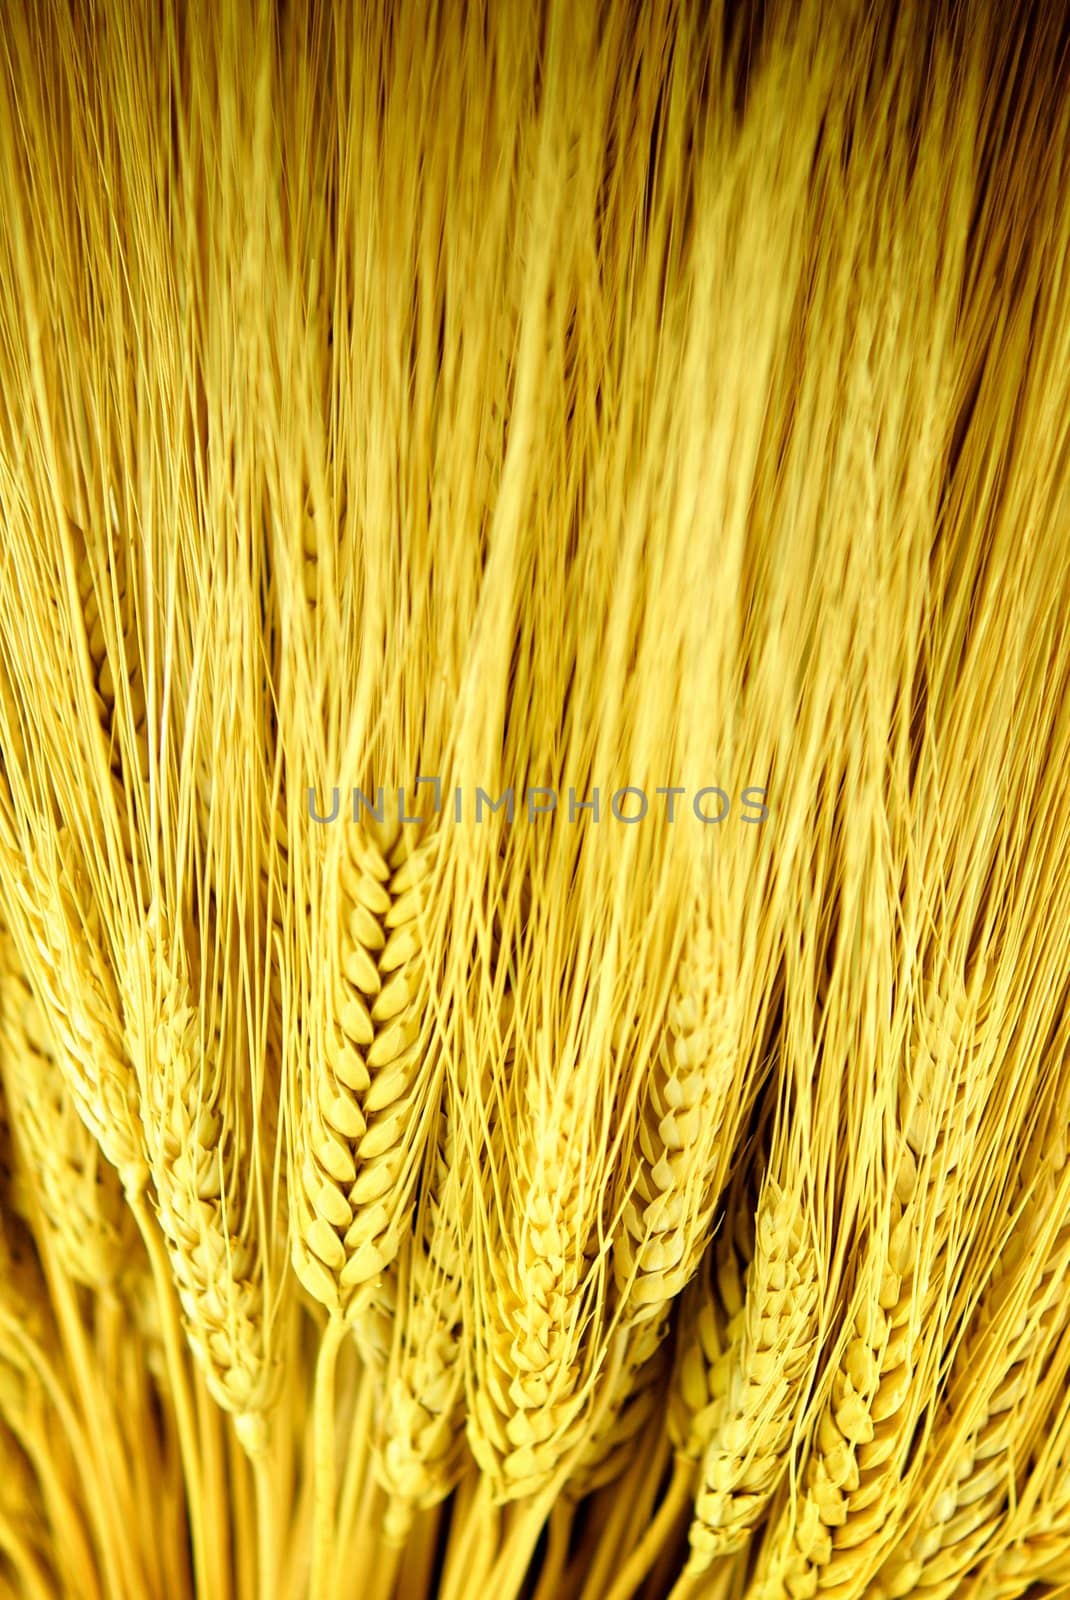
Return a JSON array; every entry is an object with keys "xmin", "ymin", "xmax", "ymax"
[
  {"xmin": 0, "ymin": 934, "xmax": 135, "ymax": 1292},
  {"xmin": 467, "ymin": 1044, "xmax": 602, "ymax": 1501},
  {"xmin": 613, "ymin": 891, "xmax": 741, "ymax": 1325},
  {"xmin": 573, "ymin": 890, "xmax": 745, "ymax": 1499},
  {"xmin": 870, "ymin": 1144, "xmax": 1070, "ymax": 1600},
  {"xmin": 370, "ymin": 1098, "xmax": 468, "ymax": 1533},
  {"xmin": 2, "ymin": 829, "xmax": 146, "ymax": 1197},
  {"xmin": 667, "ymin": 1201, "xmax": 756, "ymax": 1474},
  {"xmin": 292, "ymin": 820, "xmax": 440, "ymax": 1321},
  {"xmin": 124, "ymin": 913, "xmax": 275, "ymax": 1444},
  {"xmin": 966, "ymin": 1383, "xmax": 1070, "ymax": 1597},
  {"xmin": 751, "ymin": 965, "xmax": 979, "ymax": 1599},
  {"xmin": 688, "ymin": 1175, "xmax": 819, "ymax": 1568}
]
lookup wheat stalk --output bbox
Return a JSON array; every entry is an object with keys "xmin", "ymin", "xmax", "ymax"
[{"xmin": 0, "ymin": 1204, "xmax": 108, "ymax": 1598}]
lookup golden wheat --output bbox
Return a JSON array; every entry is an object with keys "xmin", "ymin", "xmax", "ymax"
[
  {"xmin": 0, "ymin": 934, "xmax": 135, "ymax": 1292},
  {"xmin": 0, "ymin": 4, "xmax": 1067, "ymax": 1600}
]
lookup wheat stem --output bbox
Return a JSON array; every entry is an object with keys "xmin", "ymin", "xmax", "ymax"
[{"xmin": 310, "ymin": 1315, "xmax": 345, "ymax": 1600}]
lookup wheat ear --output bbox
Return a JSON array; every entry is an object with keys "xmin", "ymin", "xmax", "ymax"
[
  {"xmin": 574, "ymin": 893, "xmax": 743, "ymax": 1500},
  {"xmin": 871, "ymin": 1144, "xmax": 1070, "ymax": 1599},
  {"xmin": 687, "ymin": 1174, "xmax": 819, "ymax": 1569},
  {"xmin": 292, "ymin": 821, "xmax": 439, "ymax": 1320},
  {"xmin": 613, "ymin": 894, "xmax": 740, "ymax": 1323},
  {"xmin": 751, "ymin": 965, "xmax": 980, "ymax": 1599},
  {"xmin": 125, "ymin": 913, "xmax": 274, "ymax": 1446},
  {"xmin": 592, "ymin": 1230, "xmax": 751, "ymax": 1600},
  {"xmin": 290, "ymin": 817, "xmax": 441, "ymax": 1596},
  {"xmin": 4, "ymin": 828, "xmax": 146, "ymax": 1197},
  {"xmin": 466, "ymin": 1027, "xmax": 608, "ymax": 1504},
  {"xmin": 0, "ymin": 933, "xmax": 135, "ymax": 1292},
  {"xmin": 966, "ymin": 1383, "xmax": 1070, "ymax": 1597},
  {"xmin": 369, "ymin": 1096, "xmax": 468, "ymax": 1538},
  {"xmin": 667, "ymin": 1203, "xmax": 754, "ymax": 1473}
]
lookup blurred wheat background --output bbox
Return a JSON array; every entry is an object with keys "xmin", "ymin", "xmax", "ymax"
[{"xmin": 0, "ymin": 1, "xmax": 1069, "ymax": 1597}]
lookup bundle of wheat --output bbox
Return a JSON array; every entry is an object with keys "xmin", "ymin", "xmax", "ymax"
[{"xmin": 0, "ymin": 2, "xmax": 1068, "ymax": 1598}]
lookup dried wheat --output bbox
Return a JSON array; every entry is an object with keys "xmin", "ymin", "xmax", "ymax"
[
  {"xmin": 369, "ymin": 1099, "xmax": 468, "ymax": 1534},
  {"xmin": 0, "ymin": 933, "xmax": 135, "ymax": 1291},
  {"xmin": 292, "ymin": 821, "xmax": 440, "ymax": 1321},
  {"xmin": 3, "ymin": 830, "xmax": 146, "ymax": 1196},
  {"xmin": 613, "ymin": 894, "xmax": 741, "ymax": 1324},
  {"xmin": 688, "ymin": 1176, "xmax": 819, "ymax": 1569},
  {"xmin": 124, "ymin": 914, "xmax": 275, "ymax": 1445},
  {"xmin": 752, "ymin": 966, "xmax": 978, "ymax": 1599},
  {"xmin": 871, "ymin": 1146, "xmax": 1070, "ymax": 1599},
  {"xmin": 467, "ymin": 1055, "xmax": 601, "ymax": 1501}
]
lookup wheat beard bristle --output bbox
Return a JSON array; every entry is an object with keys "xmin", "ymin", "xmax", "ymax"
[
  {"xmin": 292, "ymin": 821, "xmax": 438, "ymax": 1323},
  {"xmin": 67, "ymin": 513, "xmax": 149, "ymax": 794}
]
